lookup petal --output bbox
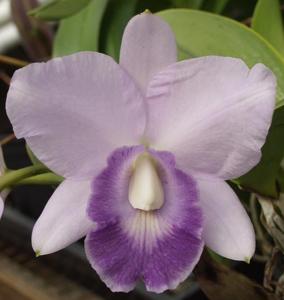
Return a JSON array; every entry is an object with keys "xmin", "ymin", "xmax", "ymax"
[
  {"xmin": 196, "ymin": 175, "xmax": 255, "ymax": 261},
  {"xmin": 6, "ymin": 52, "xmax": 146, "ymax": 179},
  {"xmin": 0, "ymin": 190, "xmax": 9, "ymax": 201},
  {"xmin": 145, "ymin": 56, "xmax": 276, "ymax": 179},
  {"xmin": 32, "ymin": 179, "xmax": 94, "ymax": 255},
  {"xmin": 85, "ymin": 146, "xmax": 203, "ymax": 293},
  {"xmin": 120, "ymin": 13, "xmax": 177, "ymax": 95},
  {"xmin": 0, "ymin": 197, "xmax": 3, "ymax": 219}
]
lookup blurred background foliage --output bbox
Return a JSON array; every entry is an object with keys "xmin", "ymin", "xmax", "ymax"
[{"xmin": 2, "ymin": 0, "xmax": 284, "ymax": 299}]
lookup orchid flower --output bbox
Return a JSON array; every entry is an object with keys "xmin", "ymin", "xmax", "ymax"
[{"xmin": 6, "ymin": 13, "xmax": 276, "ymax": 293}]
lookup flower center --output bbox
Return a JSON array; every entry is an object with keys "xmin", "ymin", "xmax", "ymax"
[{"xmin": 128, "ymin": 153, "xmax": 164, "ymax": 211}]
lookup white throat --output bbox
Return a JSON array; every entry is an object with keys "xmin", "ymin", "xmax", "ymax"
[{"xmin": 128, "ymin": 153, "xmax": 164, "ymax": 211}]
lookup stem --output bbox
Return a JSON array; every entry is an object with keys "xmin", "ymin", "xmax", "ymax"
[
  {"xmin": 0, "ymin": 54, "xmax": 28, "ymax": 68},
  {"xmin": 14, "ymin": 173, "xmax": 64, "ymax": 186},
  {"xmin": 0, "ymin": 134, "xmax": 15, "ymax": 146},
  {"xmin": 0, "ymin": 71, "xmax": 11, "ymax": 85},
  {"xmin": 0, "ymin": 164, "xmax": 47, "ymax": 191}
]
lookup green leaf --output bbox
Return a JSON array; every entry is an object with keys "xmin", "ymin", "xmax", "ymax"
[
  {"xmin": 157, "ymin": 9, "xmax": 284, "ymax": 107},
  {"xmin": 157, "ymin": 9, "xmax": 284, "ymax": 197},
  {"xmin": 203, "ymin": 0, "xmax": 230, "ymax": 13},
  {"xmin": 277, "ymin": 166, "xmax": 284, "ymax": 192},
  {"xmin": 53, "ymin": 0, "xmax": 108, "ymax": 57},
  {"xmin": 29, "ymin": 0, "xmax": 91, "ymax": 21},
  {"xmin": 171, "ymin": 0, "xmax": 230, "ymax": 12},
  {"xmin": 252, "ymin": 0, "xmax": 284, "ymax": 56},
  {"xmin": 101, "ymin": 0, "xmax": 137, "ymax": 61},
  {"xmin": 171, "ymin": 0, "xmax": 204, "ymax": 9},
  {"xmin": 213, "ymin": 0, "xmax": 229, "ymax": 13}
]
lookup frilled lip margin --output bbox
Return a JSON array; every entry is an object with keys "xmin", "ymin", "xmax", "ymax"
[{"xmin": 85, "ymin": 146, "xmax": 204, "ymax": 293}]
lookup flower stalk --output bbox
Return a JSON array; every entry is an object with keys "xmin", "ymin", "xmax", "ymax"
[
  {"xmin": 0, "ymin": 164, "xmax": 47, "ymax": 191},
  {"xmin": 14, "ymin": 172, "xmax": 63, "ymax": 186},
  {"xmin": 0, "ymin": 54, "xmax": 28, "ymax": 68}
]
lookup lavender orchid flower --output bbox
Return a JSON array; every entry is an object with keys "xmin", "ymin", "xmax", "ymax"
[{"xmin": 6, "ymin": 13, "xmax": 276, "ymax": 292}]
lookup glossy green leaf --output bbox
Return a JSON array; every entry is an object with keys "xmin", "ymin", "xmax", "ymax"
[
  {"xmin": 252, "ymin": 0, "xmax": 284, "ymax": 56},
  {"xmin": 157, "ymin": 9, "xmax": 284, "ymax": 197},
  {"xmin": 101, "ymin": 0, "xmax": 137, "ymax": 61},
  {"xmin": 158, "ymin": 9, "xmax": 284, "ymax": 107},
  {"xmin": 53, "ymin": 0, "xmax": 108, "ymax": 57},
  {"xmin": 213, "ymin": 0, "xmax": 230, "ymax": 13},
  {"xmin": 171, "ymin": 0, "xmax": 204, "ymax": 9},
  {"xmin": 29, "ymin": 0, "xmax": 91, "ymax": 21},
  {"xmin": 203, "ymin": 0, "xmax": 230, "ymax": 13}
]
